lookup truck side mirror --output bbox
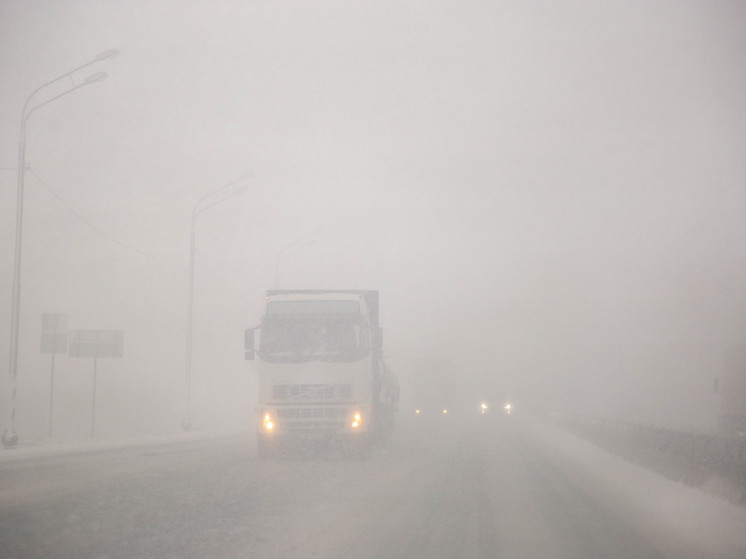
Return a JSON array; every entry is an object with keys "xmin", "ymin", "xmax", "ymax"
[
  {"xmin": 244, "ymin": 328, "xmax": 255, "ymax": 360},
  {"xmin": 373, "ymin": 326, "xmax": 383, "ymax": 350}
]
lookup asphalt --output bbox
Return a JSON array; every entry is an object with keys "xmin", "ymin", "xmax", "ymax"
[{"xmin": 0, "ymin": 414, "xmax": 743, "ymax": 559}]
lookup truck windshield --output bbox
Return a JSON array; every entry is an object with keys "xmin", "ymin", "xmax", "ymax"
[{"xmin": 259, "ymin": 301, "xmax": 367, "ymax": 362}]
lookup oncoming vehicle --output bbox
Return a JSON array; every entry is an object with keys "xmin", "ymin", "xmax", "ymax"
[
  {"xmin": 412, "ymin": 404, "xmax": 452, "ymax": 419},
  {"xmin": 245, "ymin": 290, "xmax": 399, "ymax": 455}
]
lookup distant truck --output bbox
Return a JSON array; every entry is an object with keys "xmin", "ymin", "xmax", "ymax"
[
  {"xmin": 409, "ymin": 358, "xmax": 459, "ymax": 419},
  {"xmin": 245, "ymin": 290, "xmax": 398, "ymax": 454},
  {"xmin": 407, "ymin": 358, "xmax": 492, "ymax": 421},
  {"xmin": 720, "ymin": 345, "xmax": 746, "ymax": 434}
]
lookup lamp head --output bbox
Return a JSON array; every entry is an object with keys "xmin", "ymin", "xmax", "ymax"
[{"xmin": 95, "ymin": 49, "xmax": 119, "ymax": 61}]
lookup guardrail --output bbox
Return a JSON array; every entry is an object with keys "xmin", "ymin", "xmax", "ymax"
[{"xmin": 550, "ymin": 413, "xmax": 746, "ymax": 506}]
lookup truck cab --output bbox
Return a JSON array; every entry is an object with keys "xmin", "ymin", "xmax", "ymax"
[{"xmin": 245, "ymin": 290, "xmax": 398, "ymax": 454}]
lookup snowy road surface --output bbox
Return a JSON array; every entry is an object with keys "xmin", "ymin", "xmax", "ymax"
[{"xmin": 1, "ymin": 415, "xmax": 745, "ymax": 559}]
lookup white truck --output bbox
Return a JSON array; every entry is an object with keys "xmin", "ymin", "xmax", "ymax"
[{"xmin": 244, "ymin": 290, "xmax": 398, "ymax": 454}]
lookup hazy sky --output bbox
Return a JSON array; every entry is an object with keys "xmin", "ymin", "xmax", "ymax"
[{"xmin": 1, "ymin": 1, "xmax": 745, "ymax": 438}]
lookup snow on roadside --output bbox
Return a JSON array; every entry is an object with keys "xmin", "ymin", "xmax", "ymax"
[
  {"xmin": 0, "ymin": 429, "xmax": 246, "ymax": 463},
  {"xmin": 524, "ymin": 416, "xmax": 746, "ymax": 559}
]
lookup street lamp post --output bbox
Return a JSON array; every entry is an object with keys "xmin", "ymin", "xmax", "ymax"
[
  {"xmin": 3, "ymin": 51, "xmax": 117, "ymax": 448},
  {"xmin": 182, "ymin": 175, "xmax": 248, "ymax": 431}
]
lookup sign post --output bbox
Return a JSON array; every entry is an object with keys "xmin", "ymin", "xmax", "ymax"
[
  {"xmin": 91, "ymin": 356, "xmax": 98, "ymax": 440},
  {"xmin": 41, "ymin": 314, "xmax": 68, "ymax": 438},
  {"xmin": 68, "ymin": 330, "xmax": 123, "ymax": 439}
]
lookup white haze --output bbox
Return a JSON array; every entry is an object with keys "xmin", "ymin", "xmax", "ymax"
[{"xmin": 1, "ymin": 1, "xmax": 745, "ymax": 441}]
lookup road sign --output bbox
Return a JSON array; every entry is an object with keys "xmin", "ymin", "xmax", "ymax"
[
  {"xmin": 41, "ymin": 313, "xmax": 68, "ymax": 354},
  {"xmin": 69, "ymin": 330, "xmax": 124, "ymax": 358}
]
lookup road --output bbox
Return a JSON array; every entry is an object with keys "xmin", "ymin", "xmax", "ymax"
[{"xmin": 0, "ymin": 415, "xmax": 743, "ymax": 559}]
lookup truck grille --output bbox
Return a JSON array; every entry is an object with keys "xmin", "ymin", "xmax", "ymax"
[
  {"xmin": 276, "ymin": 407, "xmax": 348, "ymax": 419},
  {"xmin": 272, "ymin": 384, "xmax": 352, "ymax": 401}
]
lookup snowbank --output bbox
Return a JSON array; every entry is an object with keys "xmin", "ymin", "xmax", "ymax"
[{"xmin": 525, "ymin": 416, "xmax": 746, "ymax": 559}]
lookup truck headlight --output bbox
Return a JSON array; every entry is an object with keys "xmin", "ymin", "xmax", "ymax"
[{"xmin": 263, "ymin": 413, "xmax": 274, "ymax": 431}]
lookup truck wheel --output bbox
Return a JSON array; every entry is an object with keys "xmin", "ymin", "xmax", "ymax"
[
  {"xmin": 380, "ymin": 409, "xmax": 395, "ymax": 444},
  {"xmin": 256, "ymin": 437, "xmax": 275, "ymax": 459}
]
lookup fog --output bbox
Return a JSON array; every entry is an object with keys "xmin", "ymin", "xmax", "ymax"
[{"xmin": 2, "ymin": 1, "xmax": 746, "ymax": 442}]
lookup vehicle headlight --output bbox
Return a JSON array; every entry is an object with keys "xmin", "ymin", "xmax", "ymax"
[
  {"xmin": 263, "ymin": 413, "xmax": 274, "ymax": 431},
  {"xmin": 351, "ymin": 411, "xmax": 362, "ymax": 429}
]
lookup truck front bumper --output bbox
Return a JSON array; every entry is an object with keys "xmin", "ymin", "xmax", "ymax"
[{"xmin": 258, "ymin": 405, "xmax": 369, "ymax": 441}]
